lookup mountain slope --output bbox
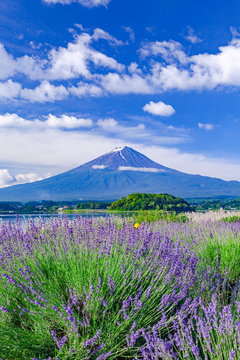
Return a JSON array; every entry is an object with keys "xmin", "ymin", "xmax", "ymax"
[{"xmin": 1, "ymin": 146, "xmax": 240, "ymax": 201}]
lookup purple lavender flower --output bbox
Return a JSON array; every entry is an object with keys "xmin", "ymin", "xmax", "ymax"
[
  {"xmin": 101, "ymin": 298, "xmax": 108, "ymax": 307},
  {"xmin": 95, "ymin": 351, "xmax": 112, "ymax": 360},
  {"xmin": 229, "ymin": 349, "xmax": 236, "ymax": 360},
  {"xmin": 51, "ymin": 330, "xmax": 68, "ymax": 349},
  {"xmin": 83, "ymin": 329, "xmax": 101, "ymax": 348},
  {"xmin": 108, "ymin": 276, "xmax": 115, "ymax": 295},
  {"xmin": 0, "ymin": 306, "xmax": 9, "ymax": 313}
]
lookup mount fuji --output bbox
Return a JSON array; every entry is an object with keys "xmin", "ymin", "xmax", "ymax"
[{"xmin": 1, "ymin": 146, "xmax": 240, "ymax": 201}]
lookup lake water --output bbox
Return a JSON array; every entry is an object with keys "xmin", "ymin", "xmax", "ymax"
[{"xmin": 0, "ymin": 212, "xmax": 114, "ymax": 224}]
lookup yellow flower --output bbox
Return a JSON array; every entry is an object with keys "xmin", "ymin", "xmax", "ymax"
[{"xmin": 134, "ymin": 223, "xmax": 141, "ymax": 229}]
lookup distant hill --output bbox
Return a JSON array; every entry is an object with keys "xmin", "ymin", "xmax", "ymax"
[
  {"xmin": 0, "ymin": 146, "xmax": 240, "ymax": 201},
  {"xmin": 109, "ymin": 193, "xmax": 193, "ymax": 212}
]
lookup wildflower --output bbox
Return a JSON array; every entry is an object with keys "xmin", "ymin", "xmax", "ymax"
[{"xmin": 134, "ymin": 223, "xmax": 141, "ymax": 229}]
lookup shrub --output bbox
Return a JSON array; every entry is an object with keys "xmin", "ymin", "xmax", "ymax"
[
  {"xmin": 0, "ymin": 218, "xmax": 199, "ymax": 359},
  {"xmin": 197, "ymin": 235, "xmax": 240, "ymax": 287}
]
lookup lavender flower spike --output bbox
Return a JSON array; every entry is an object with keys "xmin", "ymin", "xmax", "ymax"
[{"xmin": 83, "ymin": 329, "xmax": 101, "ymax": 348}]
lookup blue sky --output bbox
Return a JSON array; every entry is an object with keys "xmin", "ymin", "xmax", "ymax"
[{"xmin": 1, "ymin": 0, "xmax": 240, "ymax": 187}]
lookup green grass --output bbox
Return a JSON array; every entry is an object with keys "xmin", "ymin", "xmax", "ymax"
[
  {"xmin": 197, "ymin": 235, "xmax": 240, "ymax": 285},
  {"xmin": 221, "ymin": 215, "xmax": 240, "ymax": 223},
  {"xmin": 130, "ymin": 210, "xmax": 188, "ymax": 224}
]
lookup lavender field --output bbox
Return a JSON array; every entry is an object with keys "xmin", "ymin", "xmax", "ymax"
[{"xmin": 0, "ymin": 215, "xmax": 239, "ymax": 359}]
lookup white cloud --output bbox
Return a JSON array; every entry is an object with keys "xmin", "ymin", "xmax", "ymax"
[
  {"xmin": 0, "ymin": 169, "xmax": 43, "ymax": 188},
  {"xmin": 45, "ymin": 114, "xmax": 93, "ymax": 128},
  {"xmin": 0, "ymin": 45, "xmax": 18, "ymax": 79},
  {"xmin": 15, "ymin": 173, "xmax": 43, "ymax": 184},
  {"xmin": 92, "ymin": 28, "xmax": 124, "ymax": 46},
  {"xmin": 184, "ymin": 27, "xmax": 202, "ymax": 44},
  {"xmin": 3, "ymin": 29, "xmax": 240, "ymax": 103},
  {"xmin": 92, "ymin": 165, "xmax": 107, "ymax": 169},
  {"xmin": 97, "ymin": 118, "xmax": 118, "ymax": 128},
  {"xmin": 0, "ymin": 113, "xmax": 93, "ymax": 130},
  {"xmin": 0, "ymin": 113, "xmax": 31, "ymax": 128},
  {"xmin": 198, "ymin": 122, "xmax": 214, "ymax": 130},
  {"xmin": 0, "ymin": 44, "xmax": 45, "ymax": 81},
  {"xmin": 140, "ymin": 40, "xmax": 188, "ymax": 64},
  {"xmin": 138, "ymin": 38, "xmax": 240, "ymax": 92},
  {"xmin": 99, "ymin": 73, "xmax": 153, "ymax": 94},
  {"xmin": 45, "ymin": 33, "xmax": 124, "ymax": 81},
  {"xmin": 4, "ymin": 29, "xmax": 240, "ymax": 102},
  {"xmin": 118, "ymin": 166, "xmax": 164, "ymax": 173},
  {"xmin": 90, "ymin": 36, "xmax": 240, "ymax": 95},
  {"xmin": 69, "ymin": 82, "xmax": 103, "ymax": 97},
  {"xmin": 0, "ymin": 80, "xmax": 103, "ymax": 102},
  {"xmin": 20, "ymin": 81, "xmax": 68, "ymax": 102},
  {"xmin": 0, "ymin": 29, "xmax": 123, "ymax": 87},
  {"xmin": 0, "ymin": 80, "xmax": 22, "ymax": 99},
  {"xmin": 122, "ymin": 26, "xmax": 135, "ymax": 42},
  {"xmin": 42, "ymin": 0, "xmax": 111, "ymax": 7},
  {"xmin": 230, "ymin": 26, "xmax": 240, "ymax": 38},
  {"xmin": 141, "ymin": 145, "xmax": 240, "ymax": 181},
  {"xmin": 96, "ymin": 117, "xmax": 187, "ymax": 145},
  {"xmin": 0, "ymin": 169, "xmax": 14, "ymax": 187},
  {"xmin": 143, "ymin": 101, "xmax": 175, "ymax": 116}
]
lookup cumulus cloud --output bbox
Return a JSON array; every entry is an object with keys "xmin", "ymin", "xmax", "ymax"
[
  {"xmin": 140, "ymin": 40, "xmax": 188, "ymax": 64},
  {"xmin": 98, "ymin": 36, "xmax": 240, "ymax": 95},
  {"xmin": 143, "ymin": 101, "xmax": 175, "ymax": 116},
  {"xmin": 0, "ymin": 29, "xmax": 123, "ymax": 85},
  {"xmin": 198, "ymin": 122, "xmax": 214, "ymax": 130},
  {"xmin": 0, "ymin": 113, "xmax": 93, "ymax": 130},
  {"xmin": 97, "ymin": 118, "xmax": 118, "ymax": 128},
  {"xmin": 15, "ymin": 173, "xmax": 43, "ymax": 184},
  {"xmin": 42, "ymin": 0, "xmax": 111, "ymax": 7},
  {"xmin": 0, "ymin": 80, "xmax": 22, "ymax": 99},
  {"xmin": 69, "ymin": 82, "xmax": 103, "ymax": 97},
  {"xmin": 0, "ymin": 44, "xmax": 44, "ymax": 81},
  {"xmin": 21, "ymin": 81, "xmax": 68, "ymax": 102},
  {"xmin": 0, "ymin": 113, "xmax": 31, "ymax": 128},
  {"xmin": 0, "ymin": 169, "xmax": 14, "ymax": 187},
  {"xmin": 99, "ymin": 73, "xmax": 152, "ymax": 94},
  {"xmin": 137, "ymin": 38, "xmax": 240, "ymax": 92},
  {"xmin": 45, "ymin": 114, "xmax": 93, "ymax": 128},
  {"xmin": 0, "ymin": 169, "xmax": 42, "ymax": 188},
  {"xmin": 45, "ymin": 32, "xmax": 124, "ymax": 81},
  {"xmin": 0, "ymin": 80, "xmax": 103, "ymax": 103},
  {"xmin": 3, "ymin": 28, "xmax": 240, "ymax": 101}
]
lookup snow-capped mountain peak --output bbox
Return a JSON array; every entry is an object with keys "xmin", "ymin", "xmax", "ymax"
[{"xmin": 81, "ymin": 146, "xmax": 171, "ymax": 171}]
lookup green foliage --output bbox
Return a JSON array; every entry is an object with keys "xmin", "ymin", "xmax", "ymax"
[
  {"xmin": 131, "ymin": 210, "xmax": 188, "ymax": 224},
  {"xmin": 109, "ymin": 193, "xmax": 193, "ymax": 212},
  {"xmin": 0, "ymin": 201, "xmax": 77, "ymax": 214},
  {"xmin": 221, "ymin": 215, "xmax": 240, "ymax": 223},
  {"xmin": 191, "ymin": 197, "xmax": 240, "ymax": 211},
  {"xmin": 197, "ymin": 236, "xmax": 240, "ymax": 284},
  {"xmin": 76, "ymin": 201, "xmax": 112, "ymax": 210}
]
